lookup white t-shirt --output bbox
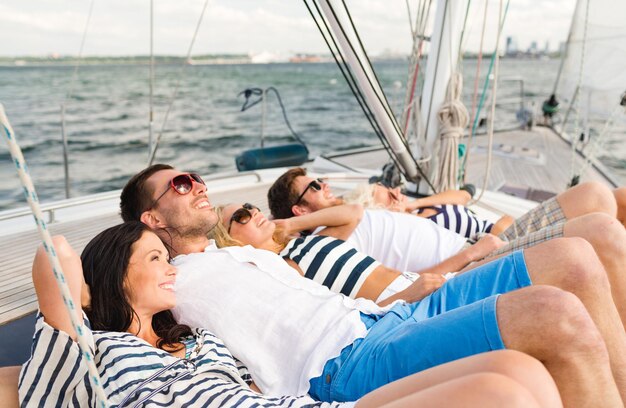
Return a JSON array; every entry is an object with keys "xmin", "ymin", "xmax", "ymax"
[
  {"xmin": 172, "ymin": 241, "xmax": 393, "ymax": 397},
  {"xmin": 347, "ymin": 209, "xmax": 467, "ymax": 273}
]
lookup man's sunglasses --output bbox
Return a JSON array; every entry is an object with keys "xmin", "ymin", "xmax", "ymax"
[
  {"xmin": 228, "ymin": 203, "xmax": 260, "ymax": 233},
  {"xmin": 294, "ymin": 178, "xmax": 324, "ymax": 205},
  {"xmin": 151, "ymin": 173, "xmax": 206, "ymax": 209}
]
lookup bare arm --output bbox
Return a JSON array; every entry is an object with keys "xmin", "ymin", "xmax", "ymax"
[
  {"xmin": 377, "ymin": 273, "xmax": 446, "ymax": 307},
  {"xmin": 377, "ymin": 236, "xmax": 505, "ymax": 307},
  {"xmin": 277, "ymin": 204, "xmax": 364, "ymax": 241},
  {"xmin": 249, "ymin": 382, "xmax": 262, "ymax": 393},
  {"xmin": 32, "ymin": 236, "xmax": 85, "ymax": 340},
  {"xmin": 405, "ymin": 190, "xmax": 472, "ymax": 212},
  {"xmin": 416, "ymin": 235, "xmax": 506, "ymax": 275}
]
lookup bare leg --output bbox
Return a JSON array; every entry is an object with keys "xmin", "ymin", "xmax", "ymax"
[
  {"xmin": 561, "ymin": 213, "xmax": 626, "ymax": 324},
  {"xmin": 355, "ymin": 350, "xmax": 560, "ymax": 408},
  {"xmin": 486, "ymin": 212, "xmax": 626, "ymax": 326},
  {"xmin": 464, "ymin": 238, "xmax": 626, "ymax": 403},
  {"xmin": 490, "ymin": 214, "xmax": 515, "ymax": 236},
  {"xmin": 496, "ymin": 285, "xmax": 622, "ymax": 407},
  {"xmin": 0, "ymin": 366, "xmax": 20, "ymax": 408},
  {"xmin": 557, "ymin": 182, "xmax": 617, "ymax": 219},
  {"xmin": 359, "ymin": 373, "xmax": 541, "ymax": 408},
  {"xmin": 498, "ymin": 182, "xmax": 617, "ymax": 242},
  {"xmin": 613, "ymin": 187, "xmax": 626, "ymax": 227},
  {"xmin": 522, "ymin": 238, "xmax": 626, "ymax": 404}
]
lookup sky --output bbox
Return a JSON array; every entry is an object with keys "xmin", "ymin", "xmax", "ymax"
[{"xmin": 0, "ymin": 0, "xmax": 577, "ymax": 57}]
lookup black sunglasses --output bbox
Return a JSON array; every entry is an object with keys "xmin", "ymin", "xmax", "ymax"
[
  {"xmin": 228, "ymin": 203, "xmax": 260, "ymax": 233},
  {"xmin": 151, "ymin": 173, "xmax": 206, "ymax": 209},
  {"xmin": 294, "ymin": 178, "xmax": 324, "ymax": 205}
]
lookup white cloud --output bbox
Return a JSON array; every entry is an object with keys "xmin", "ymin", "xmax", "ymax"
[{"xmin": 0, "ymin": 0, "xmax": 577, "ymax": 56}]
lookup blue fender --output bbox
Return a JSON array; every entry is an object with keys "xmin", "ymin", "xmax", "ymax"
[{"xmin": 235, "ymin": 143, "xmax": 309, "ymax": 171}]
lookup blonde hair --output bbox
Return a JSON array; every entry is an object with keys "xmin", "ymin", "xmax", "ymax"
[
  {"xmin": 343, "ymin": 183, "xmax": 386, "ymax": 209},
  {"xmin": 209, "ymin": 205, "xmax": 291, "ymax": 249},
  {"xmin": 208, "ymin": 206, "xmax": 245, "ymax": 248}
]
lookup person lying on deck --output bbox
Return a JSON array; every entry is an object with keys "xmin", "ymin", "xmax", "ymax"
[
  {"xmin": 19, "ymin": 222, "xmax": 562, "ymax": 408},
  {"xmin": 211, "ymin": 202, "xmax": 496, "ymax": 305},
  {"xmin": 117, "ymin": 163, "xmax": 626, "ymax": 406},
  {"xmin": 345, "ymin": 184, "xmax": 514, "ymax": 239},
  {"xmin": 344, "ymin": 182, "xmax": 626, "ymax": 239},
  {"xmin": 268, "ymin": 168, "xmax": 626, "ymax": 325}
]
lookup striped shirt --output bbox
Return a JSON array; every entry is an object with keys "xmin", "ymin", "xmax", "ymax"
[
  {"xmin": 280, "ymin": 235, "xmax": 381, "ymax": 299},
  {"xmin": 415, "ymin": 204, "xmax": 494, "ymax": 240},
  {"xmin": 19, "ymin": 313, "xmax": 347, "ymax": 408}
]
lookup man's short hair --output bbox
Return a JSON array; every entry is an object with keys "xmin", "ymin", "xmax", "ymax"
[
  {"xmin": 120, "ymin": 164, "xmax": 173, "ymax": 222},
  {"xmin": 267, "ymin": 167, "xmax": 307, "ymax": 219}
]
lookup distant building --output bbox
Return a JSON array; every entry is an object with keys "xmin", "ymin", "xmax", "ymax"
[{"xmin": 505, "ymin": 36, "xmax": 518, "ymax": 56}]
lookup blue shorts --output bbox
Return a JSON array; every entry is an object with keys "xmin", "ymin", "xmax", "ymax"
[{"xmin": 309, "ymin": 250, "xmax": 532, "ymax": 402}]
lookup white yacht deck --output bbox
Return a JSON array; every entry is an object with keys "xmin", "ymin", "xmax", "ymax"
[
  {"xmin": 0, "ymin": 178, "xmax": 276, "ymax": 325},
  {"xmin": 0, "ymin": 126, "xmax": 618, "ymax": 326}
]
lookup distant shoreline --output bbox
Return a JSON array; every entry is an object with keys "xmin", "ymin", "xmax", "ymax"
[{"xmin": 0, "ymin": 52, "xmax": 560, "ymax": 67}]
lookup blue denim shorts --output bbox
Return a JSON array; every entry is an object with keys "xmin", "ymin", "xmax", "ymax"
[{"xmin": 309, "ymin": 250, "xmax": 532, "ymax": 402}]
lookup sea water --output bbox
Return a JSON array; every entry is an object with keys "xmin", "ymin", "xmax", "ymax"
[{"xmin": 0, "ymin": 58, "xmax": 624, "ymax": 210}]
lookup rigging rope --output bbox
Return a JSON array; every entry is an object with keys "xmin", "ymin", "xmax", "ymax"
[
  {"xmin": 148, "ymin": 0, "xmax": 155, "ymax": 156},
  {"xmin": 237, "ymin": 87, "xmax": 309, "ymax": 150},
  {"xmin": 571, "ymin": 103, "xmax": 624, "ymax": 182},
  {"xmin": 63, "ymin": 0, "xmax": 96, "ymax": 106},
  {"xmin": 568, "ymin": 0, "xmax": 591, "ymax": 187},
  {"xmin": 148, "ymin": 0, "xmax": 211, "ymax": 166},
  {"xmin": 401, "ymin": 0, "xmax": 433, "ymax": 136},
  {"xmin": 60, "ymin": 0, "xmax": 96, "ymax": 199},
  {"xmin": 405, "ymin": 0, "xmax": 415, "ymax": 36},
  {"xmin": 305, "ymin": 0, "xmax": 436, "ymax": 191},
  {"xmin": 456, "ymin": 1, "xmax": 471, "ymax": 68},
  {"xmin": 0, "ymin": 105, "xmax": 109, "ymax": 407},
  {"xmin": 336, "ymin": 0, "xmax": 436, "ymax": 190},
  {"xmin": 461, "ymin": 0, "xmax": 488, "ymax": 184},
  {"xmin": 471, "ymin": 0, "xmax": 507, "ymax": 205},
  {"xmin": 303, "ymin": 1, "xmax": 388, "ymax": 143},
  {"xmin": 337, "ymin": 0, "xmax": 405, "ymax": 139},
  {"xmin": 302, "ymin": 0, "xmax": 395, "ymax": 168},
  {"xmin": 421, "ymin": 0, "xmax": 449, "ymax": 149}
]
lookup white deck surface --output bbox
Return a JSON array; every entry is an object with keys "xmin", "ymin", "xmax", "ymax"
[{"xmin": 0, "ymin": 126, "xmax": 617, "ymax": 325}]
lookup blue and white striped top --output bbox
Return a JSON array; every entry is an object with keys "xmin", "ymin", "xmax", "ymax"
[
  {"xmin": 280, "ymin": 235, "xmax": 381, "ymax": 299},
  {"xmin": 415, "ymin": 204, "xmax": 494, "ymax": 240},
  {"xmin": 19, "ymin": 313, "xmax": 346, "ymax": 407}
]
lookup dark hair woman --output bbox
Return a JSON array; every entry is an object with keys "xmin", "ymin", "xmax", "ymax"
[
  {"xmin": 17, "ymin": 222, "xmax": 561, "ymax": 408},
  {"xmin": 80, "ymin": 221, "xmax": 189, "ymax": 351}
]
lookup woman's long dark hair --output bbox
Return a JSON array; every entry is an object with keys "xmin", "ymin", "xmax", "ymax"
[{"xmin": 81, "ymin": 221, "xmax": 191, "ymax": 350}]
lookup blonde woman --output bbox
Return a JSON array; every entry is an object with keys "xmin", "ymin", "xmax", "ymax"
[
  {"xmin": 212, "ymin": 203, "xmax": 445, "ymax": 305},
  {"xmin": 210, "ymin": 203, "xmax": 528, "ymax": 308},
  {"xmin": 344, "ymin": 183, "xmax": 514, "ymax": 240}
]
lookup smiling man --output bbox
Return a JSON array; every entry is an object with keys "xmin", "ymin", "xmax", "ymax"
[
  {"xmin": 118, "ymin": 164, "xmax": 626, "ymax": 406},
  {"xmin": 268, "ymin": 167, "xmax": 626, "ymax": 325}
]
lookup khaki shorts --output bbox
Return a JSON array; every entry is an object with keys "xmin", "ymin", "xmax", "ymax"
[{"xmin": 499, "ymin": 196, "xmax": 566, "ymax": 241}]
